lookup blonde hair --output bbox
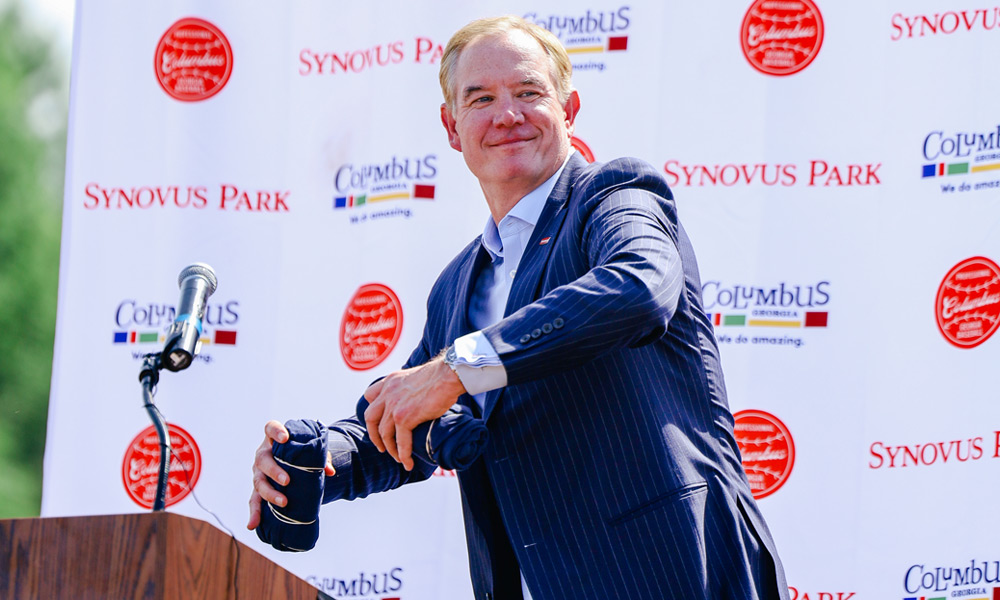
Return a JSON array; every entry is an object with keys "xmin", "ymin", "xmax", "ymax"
[{"xmin": 439, "ymin": 16, "xmax": 573, "ymax": 109}]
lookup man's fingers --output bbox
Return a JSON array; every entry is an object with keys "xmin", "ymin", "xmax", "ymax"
[
  {"xmin": 363, "ymin": 379, "xmax": 384, "ymax": 402},
  {"xmin": 249, "ymin": 420, "xmax": 290, "ymax": 529},
  {"xmin": 252, "ymin": 433, "xmax": 287, "ymax": 506},
  {"xmin": 380, "ymin": 416, "xmax": 399, "ymax": 462},
  {"xmin": 325, "ymin": 452, "xmax": 336, "ymax": 477},
  {"xmin": 363, "ymin": 362, "xmax": 460, "ymax": 467},
  {"xmin": 364, "ymin": 401, "xmax": 386, "ymax": 453},
  {"xmin": 264, "ymin": 419, "xmax": 289, "ymax": 444},
  {"xmin": 396, "ymin": 427, "xmax": 414, "ymax": 472},
  {"xmin": 254, "ymin": 439, "xmax": 289, "ymax": 486},
  {"xmin": 252, "ymin": 467, "xmax": 287, "ymax": 507},
  {"xmin": 247, "ymin": 490, "xmax": 263, "ymax": 530}
]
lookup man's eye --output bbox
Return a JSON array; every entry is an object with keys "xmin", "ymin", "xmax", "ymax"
[{"xmin": 472, "ymin": 96, "xmax": 492, "ymax": 104}]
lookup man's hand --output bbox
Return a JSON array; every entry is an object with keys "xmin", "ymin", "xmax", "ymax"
[
  {"xmin": 247, "ymin": 420, "xmax": 336, "ymax": 530},
  {"xmin": 363, "ymin": 355, "xmax": 466, "ymax": 472}
]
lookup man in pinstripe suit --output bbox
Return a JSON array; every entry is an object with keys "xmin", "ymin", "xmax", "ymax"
[{"xmin": 250, "ymin": 16, "xmax": 789, "ymax": 600}]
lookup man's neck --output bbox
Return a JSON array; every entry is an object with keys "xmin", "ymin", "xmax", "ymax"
[
  {"xmin": 481, "ymin": 153, "xmax": 571, "ymax": 224},
  {"xmin": 482, "ymin": 184, "xmax": 537, "ymax": 224}
]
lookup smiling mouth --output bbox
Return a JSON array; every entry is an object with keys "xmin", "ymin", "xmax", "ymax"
[{"xmin": 490, "ymin": 137, "xmax": 535, "ymax": 147}]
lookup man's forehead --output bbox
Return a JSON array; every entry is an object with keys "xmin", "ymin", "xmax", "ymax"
[
  {"xmin": 465, "ymin": 28, "xmax": 542, "ymax": 53},
  {"xmin": 454, "ymin": 31, "xmax": 553, "ymax": 88}
]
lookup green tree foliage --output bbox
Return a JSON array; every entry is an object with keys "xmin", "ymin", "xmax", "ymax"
[{"xmin": 0, "ymin": 4, "xmax": 66, "ymax": 518}]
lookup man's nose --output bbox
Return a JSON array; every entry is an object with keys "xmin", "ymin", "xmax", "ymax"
[{"xmin": 493, "ymin": 99, "xmax": 525, "ymax": 128}]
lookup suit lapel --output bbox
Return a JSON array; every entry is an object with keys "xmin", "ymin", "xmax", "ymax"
[
  {"xmin": 502, "ymin": 153, "xmax": 585, "ymax": 316},
  {"xmin": 483, "ymin": 154, "xmax": 586, "ymax": 421}
]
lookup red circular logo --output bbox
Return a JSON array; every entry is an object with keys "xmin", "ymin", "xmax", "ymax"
[
  {"xmin": 340, "ymin": 283, "xmax": 404, "ymax": 370},
  {"xmin": 122, "ymin": 423, "xmax": 202, "ymax": 509},
  {"xmin": 741, "ymin": 0, "xmax": 824, "ymax": 76},
  {"xmin": 936, "ymin": 256, "xmax": 1000, "ymax": 349},
  {"xmin": 571, "ymin": 136, "xmax": 596, "ymax": 163},
  {"xmin": 154, "ymin": 18, "xmax": 233, "ymax": 101},
  {"xmin": 733, "ymin": 410, "xmax": 795, "ymax": 499}
]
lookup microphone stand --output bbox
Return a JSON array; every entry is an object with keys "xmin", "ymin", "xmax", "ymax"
[{"xmin": 139, "ymin": 353, "xmax": 170, "ymax": 512}]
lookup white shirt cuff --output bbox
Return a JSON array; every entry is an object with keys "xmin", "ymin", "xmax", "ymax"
[{"xmin": 451, "ymin": 331, "xmax": 507, "ymax": 396}]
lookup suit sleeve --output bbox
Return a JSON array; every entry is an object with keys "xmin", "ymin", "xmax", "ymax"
[
  {"xmin": 481, "ymin": 159, "xmax": 685, "ymax": 387},
  {"xmin": 321, "ymin": 311, "xmax": 440, "ymax": 503}
]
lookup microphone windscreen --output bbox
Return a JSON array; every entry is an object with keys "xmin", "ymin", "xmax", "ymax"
[{"xmin": 178, "ymin": 263, "xmax": 217, "ymax": 294}]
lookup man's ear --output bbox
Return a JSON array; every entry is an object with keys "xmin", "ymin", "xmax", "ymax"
[
  {"xmin": 440, "ymin": 103, "xmax": 462, "ymax": 152},
  {"xmin": 563, "ymin": 90, "xmax": 581, "ymax": 135}
]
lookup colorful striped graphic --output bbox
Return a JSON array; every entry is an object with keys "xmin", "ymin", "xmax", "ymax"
[
  {"xmin": 724, "ymin": 314, "xmax": 747, "ymax": 326},
  {"xmin": 334, "ymin": 184, "xmax": 435, "ymax": 209},
  {"xmin": 903, "ymin": 596, "xmax": 985, "ymax": 600},
  {"xmin": 804, "ymin": 311, "xmax": 828, "ymax": 327},
  {"xmin": 921, "ymin": 160, "xmax": 1000, "ymax": 177},
  {"xmin": 114, "ymin": 330, "xmax": 238, "ymax": 345},
  {"xmin": 566, "ymin": 45, "xmax": 604, "ymax": 54},
  {"xmin": 973, "ymin": 162, "xmax": 1000, "ymax": 173},
  {"xmin": 607, "ymin": 36, "xmax": 628, "ymax": 51},
  {"xmin": 368, "ymin": 192, "xmax": 408, "ymax": 203},
  {"xmin": 747, "ymin": 319, "xmax": 799, "ymax": 328},
  {"xmin": 708, "ymin": 312, "xmax": 828, "ymax": 328},
  {"xmin": 565, "ymin": 36, "xmax": 628, "ymax": 54},
  {"xmin": 214, "ymin": 330, "xmax": 237, "ymax": 345},
  {"xmin": 334, "ymin": 194, "xmax": 366, "ymax": 209},
  {"xmin": 902, "ymin": 583, "xmax": 1000, "ymax": 599},
  {"xmin": 113, "ymin": 331, "xmax": 161, "ymax": 344},
  {"xmin": 413, "ymin": 184, "xmax": 435, "ymax": 199}
]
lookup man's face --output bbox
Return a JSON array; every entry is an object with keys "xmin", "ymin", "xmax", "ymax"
[{"xmin": 441, "ymin": 30, "xmax": 579, "ymax": 198}]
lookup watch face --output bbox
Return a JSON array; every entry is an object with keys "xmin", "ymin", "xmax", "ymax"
[{"xmin": 446, "ymin": 345, "xmax": 457, "ymax": 364}]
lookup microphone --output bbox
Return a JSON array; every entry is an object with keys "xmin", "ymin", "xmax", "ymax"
[{"xmin": 161, "ymin": 263, "xmax": 218, "ymax": 372}]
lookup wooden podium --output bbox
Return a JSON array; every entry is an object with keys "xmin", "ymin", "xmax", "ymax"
[{"xmin": 0, "ymin": 512, "xmax": 327, "ymax": 599}]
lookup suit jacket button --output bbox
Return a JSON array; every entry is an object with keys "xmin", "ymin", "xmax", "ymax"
[
  {"xmin": 542, "ymin": 323, "xmax": 553, "ymax": 334},
  {"xmin": 519, "ymin": 334, "xmax": 531, "ymax": 344},
  {"xmin": 553, "ymin": 317, "xmax": 565, "ymax": 329},
  {"xmin": 530, "ymin": 328, "xmax": 542, "ymax": 339}
]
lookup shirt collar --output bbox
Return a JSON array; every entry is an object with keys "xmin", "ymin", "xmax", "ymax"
[{"xmin": 480, "ymin": 150, "xmax": 573, "ymax": 262}]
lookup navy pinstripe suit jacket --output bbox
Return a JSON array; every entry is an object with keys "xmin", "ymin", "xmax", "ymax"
[{"xmin": 327, "ymin": 154, "xmax": 789, "ymax": 600}]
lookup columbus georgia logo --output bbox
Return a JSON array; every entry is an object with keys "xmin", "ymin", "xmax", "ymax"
[
  {"xmin": 733, "ymin": 409, "xmax": 795, "ymax": 499},
  {"xmin": 936, "ymin": 256, "xmax": 1000, "ymax": 349},
  {"xmin": 741, "ymin": 0, "xmax": 824, "ymax": 76},
  {"xmin": 122, "ymin": 423, "xmax": 202, "ymax": 509},
  {"xmin": 340, "ymin": 283, "xmax": 404, "ymax": 370},
  {"xmin": 155, "ymin": 17, "xmax": 233, "ymax": 101}
]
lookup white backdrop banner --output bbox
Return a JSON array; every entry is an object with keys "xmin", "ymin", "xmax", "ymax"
[{"xmin": 44, "ymin": 1, "xmax": 1000, "ymax": 599}]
